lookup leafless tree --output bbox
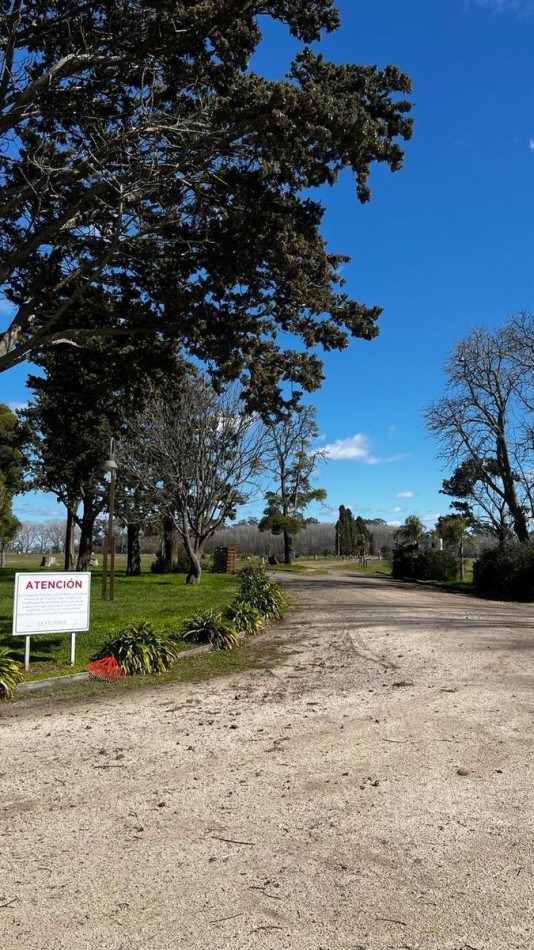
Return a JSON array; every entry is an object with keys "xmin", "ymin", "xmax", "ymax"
[
  {"xmin": 425, "ymin": 319, "xmax": 534, "ymax": 543},
  {"xmin": 120, "ymin": 377, "xmax": 267, "ymax": 583}
]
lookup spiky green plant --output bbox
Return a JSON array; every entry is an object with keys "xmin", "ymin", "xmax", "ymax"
[
  {"xmin": 224, "ymin": 599, "xmax": 264, "ymax": 636},
  {"xmin": 0, "ymin": 648, "xmax": 24, "ymax": 700},
  {"xmin": 237, "ymin": 572, "xmax": 287, "ymax": 619},
  {"xmin": 180, "ymin": 609, "xmax": 240, "ymax": 651},
  {"xmin": 237, "ymin": 566, "xmax": 272, "ymax": 596},
  {"xmin": 91, "ymin": 622, "xmax": 177, "ymax": 675}
]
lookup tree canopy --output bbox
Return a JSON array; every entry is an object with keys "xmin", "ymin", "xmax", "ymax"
[
  {"xmin": 1, "ymin": 0, "xmax": 412, "ymax": 411},
  {"xmin": 425, "ymin": 315, "xmax": 534, "ymax": 544},
  {"xmin": 259, "ymin": 405, "xmax": 326, "ymax": 562},
  {"xmin": 0, "ymin": 402, "xmax": 23, "ymax": 565},
  {"xmin": 120, "ymin": 375, "xmax": 267, "ymax": 583}
]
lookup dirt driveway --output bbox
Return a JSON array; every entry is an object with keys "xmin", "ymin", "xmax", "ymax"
[{"xmin": 2, "ymin": 571, "xmax": 534, "ymax": 950}]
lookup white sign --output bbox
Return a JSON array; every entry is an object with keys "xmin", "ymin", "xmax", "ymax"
[{"xmin": 13, "ymin": 572, "xmax": 91, "ymax": 636}]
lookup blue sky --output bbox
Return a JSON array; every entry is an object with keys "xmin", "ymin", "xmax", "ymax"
[{"xmin": 3, "ymin": 0, "xmax": 534, "ymax": 527}]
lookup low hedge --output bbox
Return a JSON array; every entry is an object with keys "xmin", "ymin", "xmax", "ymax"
[
  {"xmin": 473, "ymin": 543, "xmax": 534, "ymax": 600},
  {"xmin": 392, "ymin": 548, "xmax": 459, "ymax": 582}
]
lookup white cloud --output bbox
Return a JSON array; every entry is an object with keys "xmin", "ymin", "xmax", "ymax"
[
  {"xmin": 469, "ymin": 0, "xmax": 534, "ymax": 15},
  {"xmin": 6, "ymin": 401, "xmax": 27, "ymax": 412},
  {"xmin": 529, "ymin": 138, "xmax": 534, "ymax": 152},
  {"xmin": 395, "ymin": 490, "xmax": 415, "ymax": 499},
  {"xmin": 323, "ymin": 433, "xmax": 406, "ymax": 465},
  {"xmin": 422, "ymin": 512, "xmax": 442, "ymax": 525},
  {"xmin": 388, "ymin": 506, "xmax": 403, "ymax": 514}
]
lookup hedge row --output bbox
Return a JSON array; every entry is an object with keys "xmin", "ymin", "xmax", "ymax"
[
  {"xmin": 392, "ymin": 548, "xmax": 459, "ymax": 582},
  {"xmin": 473, "ymin": 543, "xmax": 534, "ymax": 600}
]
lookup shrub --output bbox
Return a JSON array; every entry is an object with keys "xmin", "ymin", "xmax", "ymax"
[
  {"xmin": 237, "ymin": 566, "xmax": 287, "ymax": 618},
  {"xmin": 236, "ymin": 565, "xmax": 271, "ymax": 591},
  {"xmin": 245, "ymin": 583, "xmax": 287, "ymax": 618},
  {"xmin": 150, "ymin": 547, "xmax": 191, "ymax": 574},
  {"xmin": 392, "ymin": 548, "xmax": 458, "ymax": 582},
  {"xmin": 224, "ymin": 599, "xmax": 264, "ymax": 636},
  {"xmin": 91, "ymin": 622, "xmax": 177, "ymax": 675},
  {"xmin": 180, "ymin": 609, "xmax": 240, "ymax": 650},
  {"xmin": 473, "ymin": 543, "xmax": 534, "ymax": 600},
  {"xmin": 0, "ymin": 648, "xmax": 24, "ymax": 700}
]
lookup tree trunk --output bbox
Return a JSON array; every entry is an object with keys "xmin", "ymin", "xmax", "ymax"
[
  {"xmin": 0, "ymin": 541, "xmax": 4, "ymax": 568},
  {"xmin": 496, "ymin": 429, "xmax": 530, "ymax": 543},
  {"xmin": 76, "ymin": 511, "xmax": 94, "ymax": 570},
  {"xmin": 186, "ymin": 550, "xmax": 202, "ymax": 585},
  {"xmin": 64, "ymin": 506, "xmax": 76, "ymax": 570},
  {"xmin": 283, "ymin": 530, "xmax": 293, "ymax": 565},
  {"xmin": 126, "ymin": 523, "xmax": 141, "ymax": 576},
  {"xmin": 162, "ymin": 516, "xmax": 181, "ymax": 571},
  {"xmin": 179, "ymin": 521, "xmax": 202, "ymax": 584}
]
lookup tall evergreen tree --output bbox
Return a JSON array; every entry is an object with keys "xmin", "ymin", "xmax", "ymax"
[
  {"xmin": 0, "ymin": 403, "xmax": 24, "ymax": 566},
  {"xmin": 1, "ymin": 2, "xmax": 412, "ymax": 411},
  {"xmin": 22, "ymin": 317, "xmax": 178, "ymax": 569},
  {"xmin": 335, "ymin": 505, "xmax": 354, "ymax": 556}
]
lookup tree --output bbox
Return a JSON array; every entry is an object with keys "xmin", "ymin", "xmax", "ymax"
[
  {"xmin": 334, "ymin": 506, "xmax": 372, "ymax": 557},
  {"xmin": 259, "ymin": 406, "xmax": 326, "ymax": 564},
  {"xmin": 394, "ymin": 514, "xmax": 424, "ymax": 549},
  {"xmin": 354, "ymin": 515, "xmax": 373, "ymax": 559},
  {"xmin": 435, "ymin": 513, "xmax": 469, "ymax": 580},
  {"xmin": 121, "ymin": 376, "xmax": 266, "ymax": 584},
  {"xmin": 441, "ymin": 458, "xmax": 514, "ymax": 545},
  {"xmin": 22, "ymin": 327, "xmax": 177, "ymax": 569},
  {"xmin": 0, "ymin": 486, "xmax": 20, "ymax": 566},
  {"xmin": 335, "ymin": 505, "xmax": 353, "ymax": 556},
  {"xmin": 0, "ymin": 403, "xmax": 24, "ymax": 566},
  {"xmin": 1, "ymin": 2, "xmax": 412, "ymax": 411},
  {"xmin": 425, "ymin": 320, "xmax": 534, "ymax": 544}
]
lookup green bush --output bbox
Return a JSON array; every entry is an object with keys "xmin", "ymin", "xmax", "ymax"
[
  {"xmin": 392, "ymin": 548, "xmax": 459, "ymax": 582},
  {"xmin": 224, "ymin": 599, "xmax": 264, "ymax": 635},
  {"xmin": 180, "ymin": 609, "xmax": 240, "ymax": 650},
  {"xmin": 473, "ymin": 543, "xmax": 534, "ymax": 600},
  {"xmin": 0, "ymin": 647, "xmax": 24, "ymax": 700},
  {"xmin": 91, "ymin": 622, "xmax": 177, "ymax": 675},
  {"xmin": 236, "ymin": 566, "xmax": 288, "ymax": 618},
  {"xmin": 236, "ymin": 565, "xmax": 271, "ymax": 592},
  {"xmin": 150, "ymin": 547, "xmax": 192, "ymax": 574},
  {"xmin": 246, "ymin": 583, "xmax": 287, "ymax": 618}
]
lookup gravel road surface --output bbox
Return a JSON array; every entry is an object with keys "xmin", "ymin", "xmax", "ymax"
[{"xmin": 1, "ymin": 571, "xmax": 534, "ymax": 950}]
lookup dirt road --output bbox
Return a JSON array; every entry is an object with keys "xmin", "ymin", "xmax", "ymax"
[{"xmin": 2, "ymin": 571, "xmax": 534, "ymax": 950}]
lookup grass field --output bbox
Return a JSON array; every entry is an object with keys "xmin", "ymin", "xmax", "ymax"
[
  {"xmin": 270, "ymin": 557, "xmax": 391, "ymax": 576},
  {"xmin": 0, "ymin": 555, "xmax": 238, "ymax": 678}
]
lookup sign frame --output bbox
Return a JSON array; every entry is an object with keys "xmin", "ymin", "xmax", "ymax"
[{"xmin": 12, "ymin": 572, "xmax": 91, "ymax": 670}]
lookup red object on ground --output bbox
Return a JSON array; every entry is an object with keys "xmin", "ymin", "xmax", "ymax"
[{"xmin": 85, "ymin": 656, "xmax": 126, "ymax": 681}]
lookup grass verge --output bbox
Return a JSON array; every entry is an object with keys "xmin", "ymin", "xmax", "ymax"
[
  {"xmin": 7, "ymin": 629, "xmax": 293, "ymax": 707},
  {"xmin": 0, "ymin": 562, "xmax": 238, "ymax": 678}
]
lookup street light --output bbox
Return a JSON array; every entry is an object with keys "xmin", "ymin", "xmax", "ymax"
[{"xmin": 101, "ymin": 437, "xmax": 118, "ymax": 601}]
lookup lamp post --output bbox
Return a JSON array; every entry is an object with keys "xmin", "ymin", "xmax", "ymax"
[{"xmin": 101, "ymin": 438, "xmax": 118, "ymax": 601}]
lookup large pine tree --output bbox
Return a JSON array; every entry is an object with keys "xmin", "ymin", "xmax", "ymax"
[{"xmin": 1, "ymin": 1, "xmax": 412, "ymax": 411}]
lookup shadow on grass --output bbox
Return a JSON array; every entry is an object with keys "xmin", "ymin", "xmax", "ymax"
[{"xmin": 0, "ymin": 634, "xmax": 66, "ymax": 666}]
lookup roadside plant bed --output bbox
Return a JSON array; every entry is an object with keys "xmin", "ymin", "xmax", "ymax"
[
  {"xmin": 0, "ymin": 647, "xmax": 24, "ymax": 699},
  {"xmin": 177, "ymin": 568, "xmax": 287, "ymax": 651},
  {"xmin": 1, "ymin": 569, "xmax": 288, "ymax": 697},
  {"xmin": 89, "ymin": 622, "xmax": 177, "ymax": 676},
  {"xmin": 85, "ymin": 568, "xmax": 288, "ymax": 677},
  {"xmin": 0, "ymin": 568, "xmax": 238, "ymax": 677}
]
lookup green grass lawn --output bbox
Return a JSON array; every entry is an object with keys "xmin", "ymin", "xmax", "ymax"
[
  {"xmin": 270, "ymin": 557, "xmax": 392, "ymax": 576},
  {"xmin": 0, "ymin": 556, "xmax": 238, "ymax": 678}
]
